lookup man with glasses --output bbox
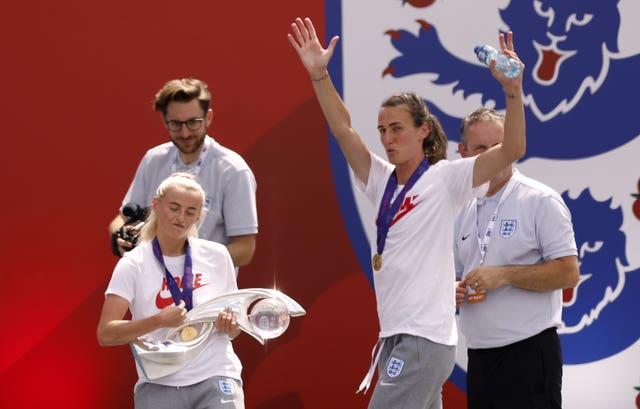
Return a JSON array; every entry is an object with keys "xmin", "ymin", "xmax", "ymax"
[{"xmin": 109, "ymin": 78, "xmax": 258, "ymax": 269}]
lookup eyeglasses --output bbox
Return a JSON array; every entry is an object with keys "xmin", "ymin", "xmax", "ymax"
[{"xmin": 165, "ymin": 118, "xmax": 205, "ymax": 132}]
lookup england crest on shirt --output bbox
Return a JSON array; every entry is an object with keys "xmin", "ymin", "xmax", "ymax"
[{"xmin": 499, "ymin": 220, "xmax": 516, "ymax": 238}]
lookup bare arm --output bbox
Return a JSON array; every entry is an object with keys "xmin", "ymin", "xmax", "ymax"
[
  {"xmin": 288, "ymin": 17, "xmax": 371, "ymax": 184},
  {"xmin": 465, "ymin": 255, "xmax": 579, "ymax": 293},
  {"xmin": 473, "ymin": 31, "xmax": 526, "ymax": 187},
  {"xmin": 96, "ymin": 295, "xmax": 187, "ymax": 346},
  {"xmin": 226, "ymin": 234, "xmax": 256, "ymax": 267}
]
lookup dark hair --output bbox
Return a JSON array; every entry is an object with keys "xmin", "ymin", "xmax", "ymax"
[
  {"xmin": 381, "ymin": 93, "xmax": 448, "ymax": 164},
  {"xmin": 459, "ymin": 107, "xmax": 504, "ymax": 147},
  {"xmin": 153, "ymin": 78, "xmax": 211, "ymax": 116}
]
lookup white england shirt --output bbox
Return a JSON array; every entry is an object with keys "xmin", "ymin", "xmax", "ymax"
[
  {"xmin": 105, "ymin": 238, "xmax": 242, "ymax": 389},
  {"xmin": 358, "ymin": 153, "xmax": 487, "ymax": 345}
]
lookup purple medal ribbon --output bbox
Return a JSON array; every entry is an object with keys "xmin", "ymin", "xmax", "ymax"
[
  {"xmin": 375, "ymin": 158, "xmax": 430, "ymax": 257},
  {"xmin": 151, "ymin": 237, "xmax": 194, "ymax": 311}
]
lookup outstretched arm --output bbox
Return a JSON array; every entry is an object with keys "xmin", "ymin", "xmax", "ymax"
[
  {"xmin": 287, "ymin": 17, "xmax": 371, "ymax": 184},
  {"xmin": 472, "ymin": 31, "xmax": 526, "ymax": 187}
]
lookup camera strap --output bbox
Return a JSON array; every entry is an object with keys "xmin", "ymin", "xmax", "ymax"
[{"xmin": 151, "ymin": 237, "xmax": 194, "ymax": 311}]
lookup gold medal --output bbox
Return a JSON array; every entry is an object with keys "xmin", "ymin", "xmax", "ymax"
[
  {"xmin": 180, "ymin": 325, "xmax": 198, "ymax": 341},
  {"xmin": 372, "ymin": 253, "xmax": 382, "ymax": 271}
]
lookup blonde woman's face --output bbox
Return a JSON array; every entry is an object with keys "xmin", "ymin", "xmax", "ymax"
[{"xmin": 153, "ymin": 185, "xmax": 202, "ymax": 240}]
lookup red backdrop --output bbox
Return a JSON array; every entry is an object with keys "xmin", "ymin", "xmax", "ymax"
[{"xmin": 0, "ymin": 1, "xmax": 465, "ymax": 407}]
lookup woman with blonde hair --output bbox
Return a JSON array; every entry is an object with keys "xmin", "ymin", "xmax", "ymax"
[{"xmin": 97, "ymin": 172, "xmax": 245, "ymax": 409}]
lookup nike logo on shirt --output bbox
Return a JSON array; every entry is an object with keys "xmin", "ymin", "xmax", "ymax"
[
  {"xmin": 390, "ymin": 195, "xmax": 422, "ymax": 226},
  {"xmin": 155, "ymin": 276, "xmax": 207, "ymax": 309}
]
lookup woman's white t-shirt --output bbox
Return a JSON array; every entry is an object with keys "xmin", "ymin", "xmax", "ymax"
[
  {"xmin": 358, "ymin": 153, "xmax": 487, "ymax": 345},
  {"xmin": 105, "ymin": 238, "xmax": 242, "ymax": 389}
]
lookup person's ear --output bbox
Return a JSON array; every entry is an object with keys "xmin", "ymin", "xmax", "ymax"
[
  {"xmin": 458, "ymin": 142, "xmax": 469, "ymax": 158},
  {"xmin": 419, "ymin": 122, "xmax": 430, "ymax": 142},
  {"xmin": 205, "ymin": 108, "xmax": 213, "ymax": 127}
]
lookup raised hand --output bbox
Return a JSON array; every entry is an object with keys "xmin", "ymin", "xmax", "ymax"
[
  {"xmin": 287, "ymin": 17, "xmax": 339, "ymax": 79},
  {"xmin": 490, "ymin": 31, "xmax": 524, "ymax": 91}
]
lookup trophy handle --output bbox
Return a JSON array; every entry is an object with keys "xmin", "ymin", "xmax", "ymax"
[{"xmin": 167, "ymin": 288, "xmax": 306, "ymax": 344}]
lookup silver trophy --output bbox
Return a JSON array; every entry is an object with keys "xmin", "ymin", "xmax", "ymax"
[{"xmin": 131, "ymin": 288, "xmax": 306, "ymax": 380}]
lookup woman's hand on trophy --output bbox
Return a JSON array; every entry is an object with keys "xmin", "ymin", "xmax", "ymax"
[
  {"xmin": 157, "ymin": 300, "xmax": 187, "ymax": 328},
  {"xmin": 215, "ymin": 307, "xmax": 241, "ymax": 339}
]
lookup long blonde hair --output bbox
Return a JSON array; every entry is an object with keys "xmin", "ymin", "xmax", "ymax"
[{"xmin": 139, "ymin": 173, "xmax": 206, "ymax": 242}]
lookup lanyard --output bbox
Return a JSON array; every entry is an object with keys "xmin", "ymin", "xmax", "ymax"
[
  {"xmin": 171, "ymin": 137, "xmax": 213, "ymax": 217},
  {"xmin": 151, "ymin": 237, "xmax": 194, "ymax": 311},
  {"xmin": 171, "ymin": 136, "xmax": 211, "ymax": 177},
  {"xmin": 475, "ymin": 177, "xmax": 518, "ymax": 265},
  {"xmin": 375, "ymin": 158, "xmax": 430, "ymax": 257}
]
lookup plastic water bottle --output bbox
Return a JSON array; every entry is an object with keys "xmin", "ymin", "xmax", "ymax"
[{"xmin": 474, "ymin": 45, "xmax": 522, "ymax": 78}]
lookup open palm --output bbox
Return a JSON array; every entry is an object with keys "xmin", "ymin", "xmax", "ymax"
[{"xmin": 288, "ymin": 17, "xmax": 339, "ymax": 77}]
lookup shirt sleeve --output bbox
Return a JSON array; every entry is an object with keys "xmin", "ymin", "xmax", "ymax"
[
  {"xmin": 222, "ymin": 168, "xmax": 258, "ymax": 237},
  {"xmin": 355, "ymin": 152, "xmax": 394, "ymax": 206},
  {"xmin": 105, "ymin": 255, "xmax": 138, "ymax": 303},
  {"xmin": 536, "ymin": 193, "xmax": 578, "ymax": 261},
  {"xmin": 221, "ymin": 246, "xmax": 238, "ymax": 292},
  {"xmin": 120, "ymin": 153, "xmax": 153, "ymax": 212},
  {"xmin": 445, "ymin": 156, "xmax": 489, "ymax": 206}
]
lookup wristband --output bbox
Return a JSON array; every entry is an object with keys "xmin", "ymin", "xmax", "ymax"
[{"xmin": 311, "ymin": 73, "xmax": 329, "ymax": 82}]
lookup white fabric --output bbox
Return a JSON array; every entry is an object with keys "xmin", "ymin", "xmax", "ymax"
[
  {"xmin": 357, "ymin": 338, "xmax": 385, "ymax": 394},
  {"xmin": 357, "ymin": 153, "xmax": 488, "ymax": 346},
  {"xmin": 105, "ymin": 238, "xmax": 242, "ymax": 389},
  {"xmin": 121, "ymin": 136, "xmax": 258, "ymax": 244},
  {"xmin": 455, "ymin": 170, "xmax": 578, "ymax": 348}
]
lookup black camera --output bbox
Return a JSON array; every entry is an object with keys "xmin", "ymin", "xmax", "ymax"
[{"xmin": 111, "ymin": 203, "xmax": 150, "ymax": 257}]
